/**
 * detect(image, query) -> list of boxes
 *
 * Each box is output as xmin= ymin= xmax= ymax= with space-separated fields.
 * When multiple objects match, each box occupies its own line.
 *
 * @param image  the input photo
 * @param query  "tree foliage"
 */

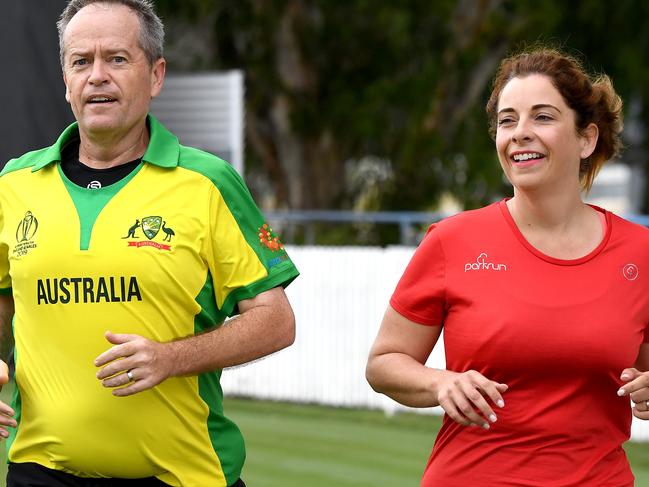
xmin=155 ymin=0 xmax=649 ymax=217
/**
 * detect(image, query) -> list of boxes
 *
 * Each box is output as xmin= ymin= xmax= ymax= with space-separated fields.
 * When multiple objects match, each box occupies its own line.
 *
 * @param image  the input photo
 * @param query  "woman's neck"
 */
xmin=506 ymin=188 xmax=604 ymax=260
xmin=507 ymin=188 xmax=587 ymax=232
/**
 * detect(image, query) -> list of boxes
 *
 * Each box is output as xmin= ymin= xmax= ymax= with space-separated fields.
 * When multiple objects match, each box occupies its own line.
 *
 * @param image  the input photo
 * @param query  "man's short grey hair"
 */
xmin=57 ymin=0 xmax=164 ymax=67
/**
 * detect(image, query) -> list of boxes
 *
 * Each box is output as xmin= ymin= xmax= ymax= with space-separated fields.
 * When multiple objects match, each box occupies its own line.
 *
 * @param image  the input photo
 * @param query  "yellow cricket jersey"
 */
xmin=0 ymin=116 xmax=299 ymax=486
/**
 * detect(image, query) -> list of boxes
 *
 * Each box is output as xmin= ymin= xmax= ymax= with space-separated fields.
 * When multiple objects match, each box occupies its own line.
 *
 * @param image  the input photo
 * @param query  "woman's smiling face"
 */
xmin=495 ymin=74 xmax=598 ymax=193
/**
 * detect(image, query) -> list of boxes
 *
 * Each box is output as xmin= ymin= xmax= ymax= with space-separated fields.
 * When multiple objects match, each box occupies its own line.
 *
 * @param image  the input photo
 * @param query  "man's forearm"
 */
xmin=95 ymin=287 xmax=296 ymax=396
xmin=168 ymin=295 xmax=295 ymax=376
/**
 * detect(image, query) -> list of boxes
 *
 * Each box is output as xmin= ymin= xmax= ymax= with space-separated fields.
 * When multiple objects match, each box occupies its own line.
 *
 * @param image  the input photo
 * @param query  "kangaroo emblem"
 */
xmin=123 ymin=219 xmax=140 ymax=239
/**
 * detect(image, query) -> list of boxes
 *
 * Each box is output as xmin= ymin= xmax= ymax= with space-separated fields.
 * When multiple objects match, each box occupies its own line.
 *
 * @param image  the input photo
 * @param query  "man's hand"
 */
xmin=94 ymin=288 xmax=295 ymax=397
xmin=0 ymin=360 xmax=16 ymax=438
xmin=95 ymin=331 xmax=175 ymax=397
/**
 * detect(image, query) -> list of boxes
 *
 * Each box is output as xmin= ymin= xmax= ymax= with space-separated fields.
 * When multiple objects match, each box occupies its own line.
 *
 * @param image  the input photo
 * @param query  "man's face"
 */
xmin=62 ymin=3 xmax=165 ymax=138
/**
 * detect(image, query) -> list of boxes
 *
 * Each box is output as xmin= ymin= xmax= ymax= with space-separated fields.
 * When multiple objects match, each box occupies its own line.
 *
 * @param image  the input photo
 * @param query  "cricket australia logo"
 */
xmin=13 ymin=211 xmax=38 ymax=257
xmin=142 ymin=216 xmax=162 ymax=240
xmin=464 ymin=252 xmax=507 ymax=272
xmin=122 ymin=216 xmax=175 ymax=251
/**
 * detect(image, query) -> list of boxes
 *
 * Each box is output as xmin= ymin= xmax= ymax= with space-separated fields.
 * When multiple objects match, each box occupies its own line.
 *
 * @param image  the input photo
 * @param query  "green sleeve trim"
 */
xmin=0 ymin=288 xmax=12 ymax=296
xmin=177 ymin=150 xmax=293 ymax=272
xmin=176 ymin=149 xmax=300 ymax=317
xmin=220 ymin=262 xmax=299 ymax=318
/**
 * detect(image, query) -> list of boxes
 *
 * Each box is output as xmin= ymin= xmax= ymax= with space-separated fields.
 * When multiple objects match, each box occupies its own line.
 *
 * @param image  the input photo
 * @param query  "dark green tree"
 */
xmin=155 ymin=0 xmax=649 ymax=219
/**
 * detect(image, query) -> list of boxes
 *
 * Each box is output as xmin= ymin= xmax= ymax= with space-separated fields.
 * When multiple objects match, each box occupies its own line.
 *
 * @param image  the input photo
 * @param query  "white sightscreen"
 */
xmin=150 ymin=71 xmax=244 ymax=175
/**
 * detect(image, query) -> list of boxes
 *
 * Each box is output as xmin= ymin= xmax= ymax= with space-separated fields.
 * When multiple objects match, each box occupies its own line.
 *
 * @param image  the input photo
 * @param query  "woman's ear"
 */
xmin=580 ymin=123 xmax=599 ymax=159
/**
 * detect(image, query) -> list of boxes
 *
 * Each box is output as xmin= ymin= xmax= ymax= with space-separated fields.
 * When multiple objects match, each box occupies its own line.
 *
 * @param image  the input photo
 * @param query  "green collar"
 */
xmin=31 ymin=115 xmax=180 ymax=172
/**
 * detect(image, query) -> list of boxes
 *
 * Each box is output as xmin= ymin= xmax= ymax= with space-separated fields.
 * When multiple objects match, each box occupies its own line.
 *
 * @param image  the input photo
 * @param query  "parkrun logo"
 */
xmin=13 ymin=211 xmax=38 ymax=257
xmin=37 ymin=276 xmax=142 ymax=305
xmin=464 ymin=253 xmax=507 ymax=272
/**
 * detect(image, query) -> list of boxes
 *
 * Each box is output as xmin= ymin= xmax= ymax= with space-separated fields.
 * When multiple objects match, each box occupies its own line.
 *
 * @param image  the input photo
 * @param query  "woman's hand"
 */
xmin=436 ymin=369 xmax=508 ymax=429
xmin=618 ymin=368 xmax=649 ymax=419
xmin=367 ymin=306 xmax=510 ymax=421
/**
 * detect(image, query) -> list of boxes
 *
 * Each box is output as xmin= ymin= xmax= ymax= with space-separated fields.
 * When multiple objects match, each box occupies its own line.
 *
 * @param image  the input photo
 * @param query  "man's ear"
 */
xmin=64 ymin=73 xmax=71 ymax=104
xmin=150 ymin=58 xmax=166 ymax=99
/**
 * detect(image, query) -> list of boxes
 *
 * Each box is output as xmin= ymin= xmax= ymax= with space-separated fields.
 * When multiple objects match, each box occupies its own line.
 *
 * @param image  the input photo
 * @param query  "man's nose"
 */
xmin=88 ymin=60 xmax=109 ymax=85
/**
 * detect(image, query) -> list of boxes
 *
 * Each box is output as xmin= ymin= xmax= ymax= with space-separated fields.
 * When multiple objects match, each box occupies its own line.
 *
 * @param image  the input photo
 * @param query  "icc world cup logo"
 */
xmin=16 ymin=211 xmax=38 ymax=243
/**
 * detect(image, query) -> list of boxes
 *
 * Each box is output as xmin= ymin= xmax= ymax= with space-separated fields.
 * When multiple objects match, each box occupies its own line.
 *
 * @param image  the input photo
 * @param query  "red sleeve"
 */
xmin=390 ymin=224 xmax=446 ymax=326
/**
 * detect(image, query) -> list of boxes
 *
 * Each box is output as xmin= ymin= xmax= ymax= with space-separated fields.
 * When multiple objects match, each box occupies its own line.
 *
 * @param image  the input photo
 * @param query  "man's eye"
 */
xmin=72 ymin=59 xmax=87 ymax=67
xmin=113 ymin=56 xmax=126 ymax=63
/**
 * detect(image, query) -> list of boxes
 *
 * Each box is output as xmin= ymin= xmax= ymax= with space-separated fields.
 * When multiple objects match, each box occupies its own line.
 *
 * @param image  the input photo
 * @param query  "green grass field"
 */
xmin=227 ymin=398 xmax=436 ymax=486
xmin=228 ymin=399 xmax=649 ymax=486
xmin=1 ymin=389 xmax=649 ymax=486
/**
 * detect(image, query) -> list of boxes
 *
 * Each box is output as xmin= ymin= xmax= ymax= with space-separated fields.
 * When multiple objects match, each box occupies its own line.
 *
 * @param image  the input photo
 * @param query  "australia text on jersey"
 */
xmin=37 ymin=276 xmax=142 ymax=305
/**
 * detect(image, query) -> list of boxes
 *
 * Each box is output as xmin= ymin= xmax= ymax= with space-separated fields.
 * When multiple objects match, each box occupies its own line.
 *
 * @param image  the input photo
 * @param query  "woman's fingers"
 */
xmin=438 ymin=370 xmax=508 ymax=429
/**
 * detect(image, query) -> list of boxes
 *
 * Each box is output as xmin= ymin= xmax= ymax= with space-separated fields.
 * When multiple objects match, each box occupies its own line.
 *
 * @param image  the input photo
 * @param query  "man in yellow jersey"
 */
xmin=0 ymin=1 xmax=299 ymax=485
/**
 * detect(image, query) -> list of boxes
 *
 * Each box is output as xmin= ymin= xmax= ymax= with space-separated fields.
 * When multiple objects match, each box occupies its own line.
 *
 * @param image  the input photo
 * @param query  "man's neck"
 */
xmin=78 ymin=122 xmax=150 ymax=169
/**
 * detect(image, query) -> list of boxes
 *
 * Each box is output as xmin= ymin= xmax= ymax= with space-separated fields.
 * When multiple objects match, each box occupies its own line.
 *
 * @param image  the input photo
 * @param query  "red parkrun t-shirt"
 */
xmin=390 ymin=200 xmax=649 ymax=487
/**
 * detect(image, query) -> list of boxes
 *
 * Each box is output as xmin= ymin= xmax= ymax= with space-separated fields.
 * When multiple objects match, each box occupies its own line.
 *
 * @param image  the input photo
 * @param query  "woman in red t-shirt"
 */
xmin=366 ymin=47 xmax=649 ymax=486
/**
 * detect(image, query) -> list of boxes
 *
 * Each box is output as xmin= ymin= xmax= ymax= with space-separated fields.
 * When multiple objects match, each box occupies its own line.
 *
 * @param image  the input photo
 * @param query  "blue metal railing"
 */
xmin=265 ymin=210 xmax=649 ymax=245
xmin=265 ymin=210 xmax=447 ymax=245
